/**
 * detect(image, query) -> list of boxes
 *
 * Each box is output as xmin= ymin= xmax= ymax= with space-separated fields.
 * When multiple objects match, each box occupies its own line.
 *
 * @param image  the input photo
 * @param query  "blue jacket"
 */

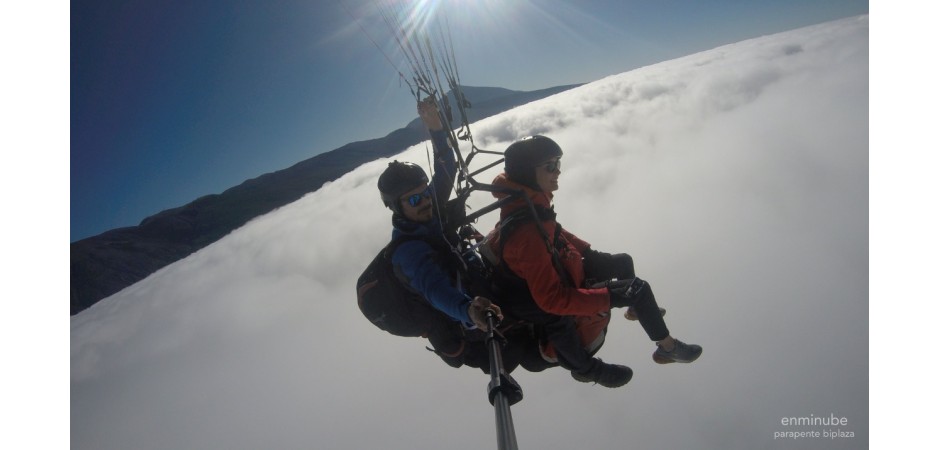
xmin=389 ymin=129 xmax=474 ymax=327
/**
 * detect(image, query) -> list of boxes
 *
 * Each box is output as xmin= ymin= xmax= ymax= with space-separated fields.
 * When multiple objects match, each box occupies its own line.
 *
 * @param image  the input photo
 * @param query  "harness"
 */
xmin=481 ymin=204 xmax=576 ymax=291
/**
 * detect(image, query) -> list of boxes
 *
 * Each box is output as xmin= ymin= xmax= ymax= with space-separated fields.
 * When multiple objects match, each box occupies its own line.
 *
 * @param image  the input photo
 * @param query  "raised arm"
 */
xmin=418 ymin=98 xmax=458 ymax=202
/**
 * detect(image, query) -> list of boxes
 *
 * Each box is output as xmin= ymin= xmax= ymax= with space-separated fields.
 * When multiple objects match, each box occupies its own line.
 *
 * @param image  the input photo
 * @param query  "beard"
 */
xmin=415 ymin=204 xmax=434 ymax=222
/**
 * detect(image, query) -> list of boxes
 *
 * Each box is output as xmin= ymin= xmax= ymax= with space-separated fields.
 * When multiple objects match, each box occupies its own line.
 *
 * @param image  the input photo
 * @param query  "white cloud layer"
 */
xmin=72 ymin=16 xmax=868 ymax=450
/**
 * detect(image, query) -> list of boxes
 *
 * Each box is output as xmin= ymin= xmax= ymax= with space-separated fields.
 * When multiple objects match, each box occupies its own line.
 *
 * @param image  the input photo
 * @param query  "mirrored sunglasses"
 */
xmin=404 ymin=187 xmax=433 ymax=207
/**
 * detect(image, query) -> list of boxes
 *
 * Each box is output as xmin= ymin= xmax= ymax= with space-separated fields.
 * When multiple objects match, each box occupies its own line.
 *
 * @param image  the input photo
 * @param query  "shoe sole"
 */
xmin=572 ymin=377 xmax=633 ymax=388
xmin=571 ymin=370 xmax=634 ymax=387
xmin=652 ymin=350 xmax=702 ymax=364
xmin=653 ymin=353 xmax=677 ymax=364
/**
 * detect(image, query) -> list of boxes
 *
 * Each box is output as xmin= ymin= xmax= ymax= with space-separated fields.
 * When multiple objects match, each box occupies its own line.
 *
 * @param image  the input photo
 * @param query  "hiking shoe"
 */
xmin=625 ymin=306 xmax=666 ymax=321
xmin=652 ymin=339 xmax=702 ymax=364
xmin=571 ymin=359 xmax=633 ymax=388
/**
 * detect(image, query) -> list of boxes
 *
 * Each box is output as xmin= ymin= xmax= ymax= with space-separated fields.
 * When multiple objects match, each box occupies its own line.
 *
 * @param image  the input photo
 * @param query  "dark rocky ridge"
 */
xmin=71 ymin=84 xmax=581 ymax=315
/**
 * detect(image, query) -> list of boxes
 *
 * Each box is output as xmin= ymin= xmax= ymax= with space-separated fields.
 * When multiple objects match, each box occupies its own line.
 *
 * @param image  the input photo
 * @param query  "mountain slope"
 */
xmin=70 ymin=84 xmax=580 ymax=314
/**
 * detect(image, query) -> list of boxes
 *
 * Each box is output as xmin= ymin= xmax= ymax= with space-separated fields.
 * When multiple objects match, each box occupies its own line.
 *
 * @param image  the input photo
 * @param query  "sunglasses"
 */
xmin=540 ymin=158 xmax=562 ymax=173
xmin=404 ymin=187 xmax=433 ymax=207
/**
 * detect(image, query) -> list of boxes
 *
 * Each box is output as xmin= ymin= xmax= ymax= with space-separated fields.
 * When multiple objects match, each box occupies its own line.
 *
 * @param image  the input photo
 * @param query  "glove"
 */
xmin=583 ymin=248 xmax=636 ymax=284
xmin=607 ymin=278 xmax=647 ymax=309
xmin=467 ymin=296 xmax=503 ymax=331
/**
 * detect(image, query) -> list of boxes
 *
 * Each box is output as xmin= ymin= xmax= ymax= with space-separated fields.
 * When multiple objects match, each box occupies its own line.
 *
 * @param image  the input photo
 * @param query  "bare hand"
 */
xmin=467 ymin=296 xmax=503 ymax=331
xmin=418 ymin=97 xmax=443 ymax=131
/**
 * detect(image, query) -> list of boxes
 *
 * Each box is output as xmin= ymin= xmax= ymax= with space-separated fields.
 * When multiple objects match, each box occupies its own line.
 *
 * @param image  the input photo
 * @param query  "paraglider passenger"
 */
xmin=485 ymin=135 xmax=702 ymax=387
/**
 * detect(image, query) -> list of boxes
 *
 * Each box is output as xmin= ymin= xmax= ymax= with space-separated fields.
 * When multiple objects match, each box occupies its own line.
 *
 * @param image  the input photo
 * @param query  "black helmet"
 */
xmin=378 ymin=161 xmax=429 ymax=214
xmin=504 ymin=135 xmax=563 ymax=190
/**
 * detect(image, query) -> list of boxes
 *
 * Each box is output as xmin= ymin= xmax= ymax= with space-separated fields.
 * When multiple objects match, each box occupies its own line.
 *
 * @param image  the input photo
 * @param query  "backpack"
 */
xmin=356 ymin=236 xmax=456 ymax=338
xmin=357 ymin=235 xmax=498 ymax=370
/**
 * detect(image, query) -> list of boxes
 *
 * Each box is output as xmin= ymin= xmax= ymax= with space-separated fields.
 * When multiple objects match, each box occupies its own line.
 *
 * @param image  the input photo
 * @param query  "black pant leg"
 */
xmin=631 ymin=283 xmax=670 ymax=341
xmin=583 ymin=251 xmax=636 ymax=283
xmin=501 ymin=292 xmax=595 ymax=373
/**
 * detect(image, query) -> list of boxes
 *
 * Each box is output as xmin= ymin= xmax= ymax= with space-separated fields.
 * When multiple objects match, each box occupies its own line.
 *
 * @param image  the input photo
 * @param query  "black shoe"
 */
xmin=571 ymin=359 xmax=633 ymax=388
xmin=652 ymin=339 xmax=702 ymax=364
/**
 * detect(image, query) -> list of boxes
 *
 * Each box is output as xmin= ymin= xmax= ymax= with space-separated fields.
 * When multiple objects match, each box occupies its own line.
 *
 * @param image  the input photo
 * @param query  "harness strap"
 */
xmin=492 ymin=205 xmax=576 ymax=288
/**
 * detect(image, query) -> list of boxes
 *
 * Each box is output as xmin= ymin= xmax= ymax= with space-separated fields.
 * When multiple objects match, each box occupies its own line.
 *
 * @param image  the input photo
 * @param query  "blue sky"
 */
xmin=69 ymin=0 xmax=868 ymax=241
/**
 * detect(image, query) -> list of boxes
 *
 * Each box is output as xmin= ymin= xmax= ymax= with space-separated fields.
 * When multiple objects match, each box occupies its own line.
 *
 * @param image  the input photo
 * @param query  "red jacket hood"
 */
xmin=491 ymin=173 xmax=554 ymax=219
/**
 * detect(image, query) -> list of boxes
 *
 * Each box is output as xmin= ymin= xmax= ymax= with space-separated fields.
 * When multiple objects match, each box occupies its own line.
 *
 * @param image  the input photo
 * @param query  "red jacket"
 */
xmin=490 ymin=173 xmax=611 ymax=317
